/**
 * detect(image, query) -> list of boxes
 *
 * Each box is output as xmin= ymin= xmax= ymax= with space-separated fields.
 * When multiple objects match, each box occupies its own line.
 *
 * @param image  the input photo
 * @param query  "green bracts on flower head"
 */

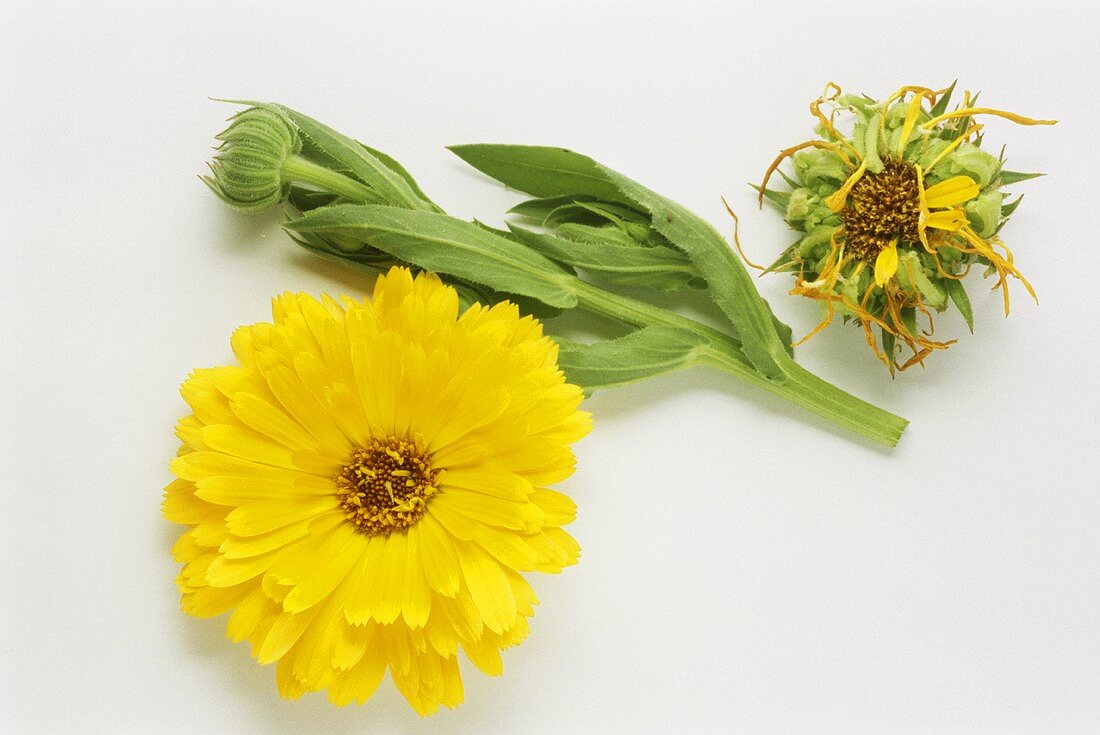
xmin=756 ymin=82 xmax=1054 ymax=372
xmin=202 ymin=101 xmax=909 ymax=447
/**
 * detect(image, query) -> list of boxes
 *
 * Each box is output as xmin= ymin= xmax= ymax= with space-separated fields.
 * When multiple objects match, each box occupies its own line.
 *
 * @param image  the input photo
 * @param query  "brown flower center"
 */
xmin=839 ymin=158 xmax=921 ymax=260
xmin=335 ymin=437 xmax=439 ymax=535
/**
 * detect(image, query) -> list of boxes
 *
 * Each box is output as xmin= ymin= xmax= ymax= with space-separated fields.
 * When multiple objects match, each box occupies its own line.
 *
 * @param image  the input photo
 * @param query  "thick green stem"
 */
xmin=281 ymin=155 xmax=384 ymax=204
xmin=570 ymin=279 xmax=907 ymax=447
xmin=697 ymin=347 xmax=908 ymax=447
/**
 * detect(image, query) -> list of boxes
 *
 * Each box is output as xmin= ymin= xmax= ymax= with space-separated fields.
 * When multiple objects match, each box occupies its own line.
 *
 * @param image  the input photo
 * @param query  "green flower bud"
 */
xmin=203 ymin=106 xmax=301 ymax=213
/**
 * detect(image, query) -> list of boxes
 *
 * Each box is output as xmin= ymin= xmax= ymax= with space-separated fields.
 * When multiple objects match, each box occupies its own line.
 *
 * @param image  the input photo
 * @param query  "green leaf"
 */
xmin=555 ymin=223 xmax=645 ymax=248
xmin=358 ymin=142 xmax=443 ymax=212
xmin=452 ymin=144 xmax=795 ymax=374
xmin=751 ymin=184 xmax=792 ymax=211
xmin=1001 ymin=194 xmax=1024 ymax=219
xmin=288 ymin=185 xmax=338 ymax=212
xmin=928 ymin=80 xmax=957 ymax=118
xmin=944 ymin=278 xmax=974 ymax=332
xmin=901 ymin=307 xmax=919 ymax=338
xmin=448 ymin=144 xmax=628 ymax=203
xmin=556 ymin=326 xmax=708 ymax=389
xmin=998 ymin=170 xmax=1045 ymax=185
xmin=287 ymin=205 xmax=579 ymax=309
xmin=593 ymin=163 xmax=795 ymax=369
xmin=276 ymin=104 xmax=430 ymax=211
xmin=507 ymin=224 xmax=699 ymax=292
xmin=762 ymin=244 xmax=799 ymax=274
xmin=509 ymin=195 xmax=598 ymax=223
xmin=880 ymin=328 xmax=896 ymax=373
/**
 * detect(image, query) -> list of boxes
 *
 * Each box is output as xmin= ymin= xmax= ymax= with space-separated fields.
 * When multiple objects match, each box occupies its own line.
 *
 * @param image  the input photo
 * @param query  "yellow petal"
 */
xmin=474 ymin=524 xmax=539 ymax=572
xmin=226 ymin=587 xmax=276 ymax=642
xmin=331 ymin=619 xmax=373 ymax=672
xmin=454 ymin=541 xmax=516 ymax=635
xmin=439 ymin=467 xmax=532 ymax=501
xmin=373 ymin=532 xmax=407 ymax=625
xmin=401 ymin=529 xmax=433 ymax=628
xmin=923 ymin=175 xmax=979 ymax=208
xmin=825 ymin=161 xmax=867 ymax=212
xmin=343 ymin=535 xmax=387 ymax=625
xmin=922 ymin=106 xmax=1057 ymax=129
xmin=219 ymin=520 xmax=312 ymax=559
xmin=416 ymin=515 xmax=460 ymax=597
xmin=257 ymin=604 xmax=323 ymax=664
xmin=229 ymin=392 xmax=319 ymax=451
xmin=896 ymin=93 xmax=925 ymax=156
xmin=874 ymin=243 xmax=899 ymax=287
xmin=431 ymin=490 xmax=534 ymax=531
xmin=529 ymin=487 xmax=578 ymax=527
xmin=924 ymin=209 xmax=969 ymax=231
xmin=326 ymin=637 xmax=387 ymax=706
xmin=224 ymin=499 xmax=337 ymax=537
xmin=462 ymin=638 xmax=504 ymax=677
xmin=281 ymin=533 xmax=366 ymax=613
xmin=194 ymin=474 xmax=330 ymax=506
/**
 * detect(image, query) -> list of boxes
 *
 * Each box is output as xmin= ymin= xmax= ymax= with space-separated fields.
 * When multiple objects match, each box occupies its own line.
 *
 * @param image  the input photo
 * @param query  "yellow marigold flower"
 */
xmin=163 ymin=266 xmax=590 ymax=715
xmin=755 ymin=82 xmax=1055 ymax=372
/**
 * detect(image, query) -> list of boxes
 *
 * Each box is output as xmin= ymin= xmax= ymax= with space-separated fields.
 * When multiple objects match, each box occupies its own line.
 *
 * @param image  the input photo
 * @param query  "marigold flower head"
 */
xmin=163 ymin=267 xmax=591 ymax=715
xmin=755 ymin=83 xmax=1055 ymax=372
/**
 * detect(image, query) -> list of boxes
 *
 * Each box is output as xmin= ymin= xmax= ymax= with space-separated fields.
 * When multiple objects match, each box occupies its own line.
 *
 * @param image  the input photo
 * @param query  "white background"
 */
xmin=2 ymin=1 xmax=1098 ymax=733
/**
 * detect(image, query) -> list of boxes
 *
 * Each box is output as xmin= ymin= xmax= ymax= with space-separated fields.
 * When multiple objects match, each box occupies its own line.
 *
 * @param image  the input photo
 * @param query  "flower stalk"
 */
xmin=203 ymin=102 xmax=908 ymax=446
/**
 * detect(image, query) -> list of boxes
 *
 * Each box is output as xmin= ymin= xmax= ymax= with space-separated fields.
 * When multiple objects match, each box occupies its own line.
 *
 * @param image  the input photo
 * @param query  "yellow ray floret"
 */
xmin=164 ymin=267 xmax=591 ymax=715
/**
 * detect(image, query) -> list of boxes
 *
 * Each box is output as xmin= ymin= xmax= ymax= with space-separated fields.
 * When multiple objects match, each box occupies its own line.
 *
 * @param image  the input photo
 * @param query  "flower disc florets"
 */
xmin=838 ymin=158 xmax=921 ymax=260
xmin=755 ymin=83 xmax=1055 ymax=372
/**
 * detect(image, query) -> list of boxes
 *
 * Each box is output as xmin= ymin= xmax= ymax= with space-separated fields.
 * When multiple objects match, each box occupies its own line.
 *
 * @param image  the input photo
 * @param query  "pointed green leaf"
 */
xmin=750 ymin=184 xmax=792 ymax=211
xmin=556 ymin=326 xmax=708 ymax=389
xmin=287 ymin=205 xmax=578 ymax=309
xmin=507 ymin=225 xmax=699 ymax=292
xmin=1001 ymin=194 xmax=1025 ymax=219
xmin=288 ymin=185 xmax=338 ymax=212
xmin=276 ymin=104 xmax=430 ymax=210
xmin=880 ymin=328 xmax=896 ymax=373
xmin=358 ymin=142 xmax=442 ymax=212
xmin=450 ymin=143 xmax=794 ymax=371
xmin=901 ymin=307 xmax=919 ymax=338
xmin=998 ymin=170 xmax=1045 ymax=185
xmin=448 ymin=144 xmax=628 ymax=203
xmin=928 ymin=80 xmax=957 ymax=118
xmin=944 ymin=278 xmax=974 ymax=332
xmin=509 ymin=195 xmax=598 ymax=222
xmin=594 ymin=165 xmax=795 ymax=368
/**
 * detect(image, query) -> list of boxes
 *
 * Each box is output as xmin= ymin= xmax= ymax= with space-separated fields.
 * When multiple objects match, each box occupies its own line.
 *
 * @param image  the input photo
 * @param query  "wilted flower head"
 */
xmin=755 ymin=83 xmax=1055 ymax=372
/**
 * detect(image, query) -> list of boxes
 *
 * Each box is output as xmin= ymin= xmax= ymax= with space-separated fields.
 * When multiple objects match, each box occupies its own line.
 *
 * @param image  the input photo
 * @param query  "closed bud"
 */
xmin=203 ymin=106 xmax=301 ymax=213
